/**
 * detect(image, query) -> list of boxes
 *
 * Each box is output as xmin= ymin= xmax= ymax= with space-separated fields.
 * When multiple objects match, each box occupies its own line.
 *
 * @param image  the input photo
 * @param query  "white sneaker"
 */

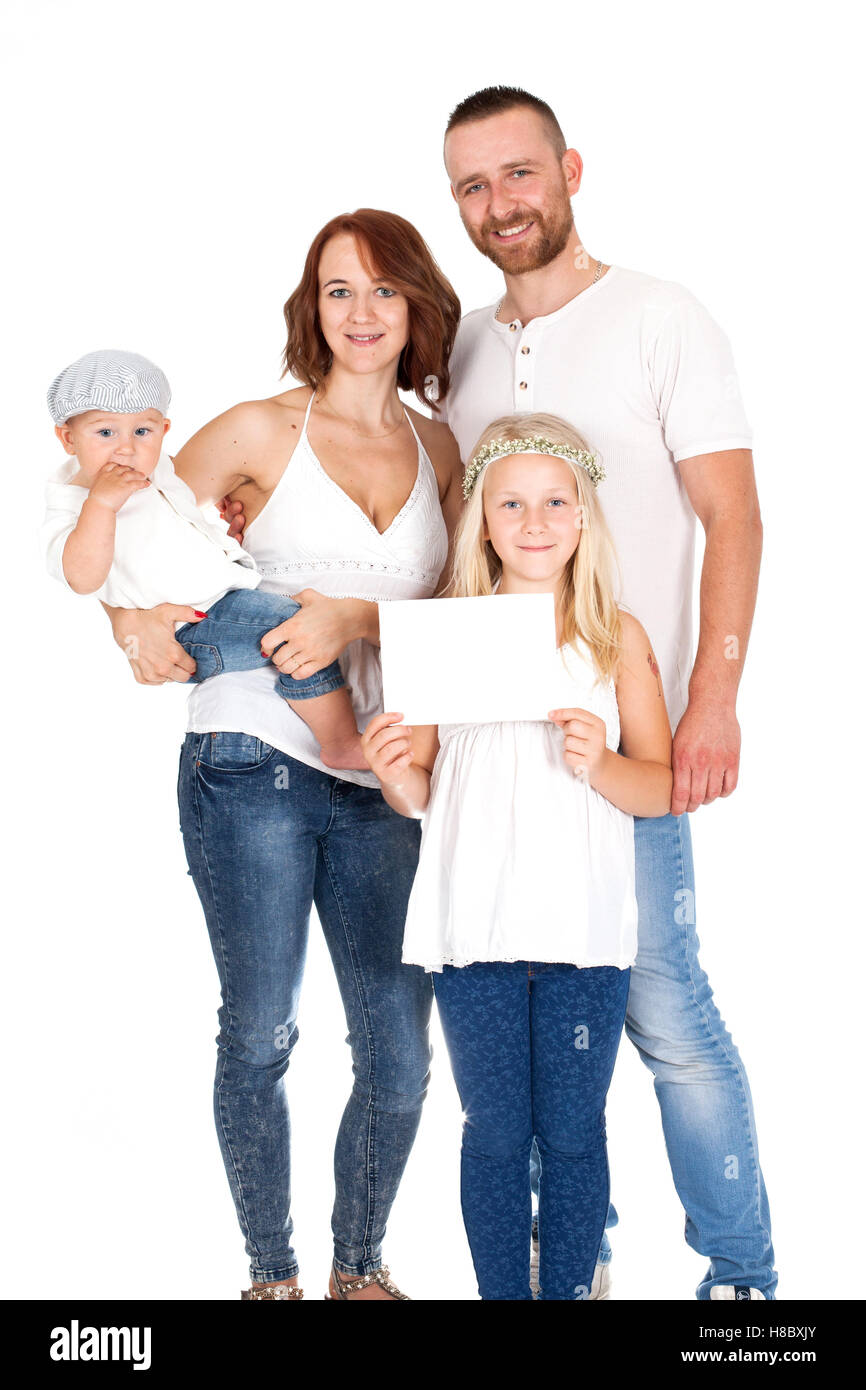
xmin=590 ymin=1261 xmax=611 ymax=1300
xmin=529 ymin=1231 xmax=611 ymax=1299
xmin=710 ymin=1285 xmax=767 ymax=1301
xmin=530 ymin=1229 xmax=540 ymax=1297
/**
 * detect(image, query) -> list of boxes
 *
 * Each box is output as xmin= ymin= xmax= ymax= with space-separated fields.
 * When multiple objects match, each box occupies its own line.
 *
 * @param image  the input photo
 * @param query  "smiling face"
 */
xmin=317 ymin=232 xmax=410 ymax=378
xmin=482 ymin=453 xmax=584 ymax=592
xmin=55 ymin=408 xmax=169 ymax=483
xmin=445 ymin=107 xmax=579 ymax=274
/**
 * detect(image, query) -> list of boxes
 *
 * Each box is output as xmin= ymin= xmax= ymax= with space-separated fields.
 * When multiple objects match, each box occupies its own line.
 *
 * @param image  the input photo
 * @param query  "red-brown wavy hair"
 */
xmin=281 ymin=209 xmax=461 ymax=410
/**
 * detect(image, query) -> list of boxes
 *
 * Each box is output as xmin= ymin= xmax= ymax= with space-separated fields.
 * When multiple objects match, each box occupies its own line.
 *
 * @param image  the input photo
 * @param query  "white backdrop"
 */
xmin=3 ymin=0 xmax=863 ymax=1300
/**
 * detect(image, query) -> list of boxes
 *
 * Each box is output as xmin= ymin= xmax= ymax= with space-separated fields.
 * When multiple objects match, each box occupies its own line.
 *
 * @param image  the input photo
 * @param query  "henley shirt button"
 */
xmin=509 ymin=322 xmax=518 ymax=331
xmin=519 ymin=381 xmax=528 ymax=390
xmin=521 ymin=346 xmax=530 ymax=355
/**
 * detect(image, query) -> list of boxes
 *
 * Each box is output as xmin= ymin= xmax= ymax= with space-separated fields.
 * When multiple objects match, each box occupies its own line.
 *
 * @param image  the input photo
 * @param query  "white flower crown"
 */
xmin=462 ymin=436 xmax=605 ymax=501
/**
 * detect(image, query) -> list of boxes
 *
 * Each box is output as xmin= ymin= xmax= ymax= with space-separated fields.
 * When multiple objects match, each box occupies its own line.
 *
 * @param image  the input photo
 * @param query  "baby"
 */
xmin=42 ymin=348 xmax=366 ymax=769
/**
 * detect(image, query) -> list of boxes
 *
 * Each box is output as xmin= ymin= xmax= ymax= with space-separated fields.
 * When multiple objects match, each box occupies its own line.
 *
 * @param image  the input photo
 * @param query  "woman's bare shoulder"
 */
xmin=405 ymin=407 xmax=460 ymax=457
xmin=405 ymin=407 xmax=462 ymax=487
xmin=173 ymin=388 xmax=312 ymax=493
xmin=212 ymin=387 xmax=311 ymax=442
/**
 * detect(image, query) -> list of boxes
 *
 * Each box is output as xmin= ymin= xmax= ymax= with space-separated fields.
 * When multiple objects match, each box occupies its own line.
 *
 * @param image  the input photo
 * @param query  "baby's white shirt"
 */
xmin=41 ymin=451 xmax=260 ymax=613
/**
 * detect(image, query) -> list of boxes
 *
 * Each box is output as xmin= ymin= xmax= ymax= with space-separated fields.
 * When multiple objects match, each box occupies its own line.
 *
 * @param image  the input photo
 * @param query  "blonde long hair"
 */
xmin=450 ymin=412 xmax=625 ymax=685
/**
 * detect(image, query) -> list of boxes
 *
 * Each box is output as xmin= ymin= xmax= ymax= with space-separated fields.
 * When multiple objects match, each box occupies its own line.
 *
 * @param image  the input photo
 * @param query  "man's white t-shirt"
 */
xmin=441 ymin=264 xmax=753 ymax=733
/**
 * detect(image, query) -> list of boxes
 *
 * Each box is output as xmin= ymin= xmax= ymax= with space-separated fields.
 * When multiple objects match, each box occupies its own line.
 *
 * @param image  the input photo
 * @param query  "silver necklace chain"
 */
xmin=496 ymin=257 xmax=605 ymax=322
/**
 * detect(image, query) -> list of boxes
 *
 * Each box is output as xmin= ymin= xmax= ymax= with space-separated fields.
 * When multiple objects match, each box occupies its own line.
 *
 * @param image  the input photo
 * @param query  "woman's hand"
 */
xmin=106 ymin=603 xmax=203 ymax=684
xmin=548 ymin=707 xmax=608 ymax=782
xmin=361 ymin=712 xmax=414 ymax=786
xmin=261 ymin=589 xmax=374 ymax=679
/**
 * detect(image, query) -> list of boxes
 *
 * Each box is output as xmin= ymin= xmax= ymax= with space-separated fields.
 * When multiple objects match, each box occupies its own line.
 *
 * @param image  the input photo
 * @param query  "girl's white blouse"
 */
xmin=401 ymin=638 xmax=638 ymax=972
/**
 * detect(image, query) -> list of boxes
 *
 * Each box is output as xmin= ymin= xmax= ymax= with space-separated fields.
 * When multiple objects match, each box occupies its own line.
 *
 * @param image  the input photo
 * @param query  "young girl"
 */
xmin=362 ymin=411 xmax=674 ymax=1301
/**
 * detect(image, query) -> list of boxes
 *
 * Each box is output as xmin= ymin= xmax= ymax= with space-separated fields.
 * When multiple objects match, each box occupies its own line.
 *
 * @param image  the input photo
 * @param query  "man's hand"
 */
xmin=108 ymin=603 xmax=203 ymax=685
xmin=671 ymin=696 xmax=741 ymax=815
xmin=219 ymin=495 xmax=246 ymax=544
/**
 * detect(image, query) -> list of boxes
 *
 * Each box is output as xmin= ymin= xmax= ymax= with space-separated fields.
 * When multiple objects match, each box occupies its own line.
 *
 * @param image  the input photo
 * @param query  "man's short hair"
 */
xmin=444 ymin=86 xmax=567 ymax=158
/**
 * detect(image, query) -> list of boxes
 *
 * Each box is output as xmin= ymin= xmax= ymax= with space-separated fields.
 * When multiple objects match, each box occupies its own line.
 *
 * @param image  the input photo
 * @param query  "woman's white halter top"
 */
xmin=185 ymin=390 xmax=448 ymax=786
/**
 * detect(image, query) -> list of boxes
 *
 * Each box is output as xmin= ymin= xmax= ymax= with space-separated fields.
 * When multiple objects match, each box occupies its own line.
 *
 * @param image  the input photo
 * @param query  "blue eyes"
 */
xmin=503 ymin=498 xmax=567 ymax=509
xmin=328 ymin=287 xmax=396 ymax=298
xmin=466 ymin=170 xmax=531 ymax=195
xmin=96 ymin=427 xmax=151 ymax=438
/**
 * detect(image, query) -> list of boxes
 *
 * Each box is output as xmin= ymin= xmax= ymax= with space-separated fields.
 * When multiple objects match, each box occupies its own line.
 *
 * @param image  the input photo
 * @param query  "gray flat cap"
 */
xmin=48 ymin=349 xmax=171 ymax=424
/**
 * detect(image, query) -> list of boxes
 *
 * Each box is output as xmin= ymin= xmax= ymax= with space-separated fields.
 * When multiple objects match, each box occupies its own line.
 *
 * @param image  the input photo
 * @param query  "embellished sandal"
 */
xmin=326 ymin=1259 xmax=410 ymax=1300
xmin=241 ymin=1283 xmax=304 ymax=1300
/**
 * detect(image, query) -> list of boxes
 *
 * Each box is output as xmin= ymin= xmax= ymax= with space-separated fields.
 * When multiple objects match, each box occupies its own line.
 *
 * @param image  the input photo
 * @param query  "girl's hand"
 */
xmin=88 ymin=462 xmax=151 ymax=512
xmin=361 ymin=712 xmax=414 ymax=786
xmin=261 ymin=590 xmax=367 ymax=679
xmin=548 ymin=707 xmax=608 ymax=782
xmin=107 ymin=603 xmax=202 ymax=684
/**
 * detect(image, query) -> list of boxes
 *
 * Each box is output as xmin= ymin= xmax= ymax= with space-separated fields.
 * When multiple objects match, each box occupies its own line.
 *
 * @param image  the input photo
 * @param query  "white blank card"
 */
xmin=378 ymin=593 xmax=563 ymax=725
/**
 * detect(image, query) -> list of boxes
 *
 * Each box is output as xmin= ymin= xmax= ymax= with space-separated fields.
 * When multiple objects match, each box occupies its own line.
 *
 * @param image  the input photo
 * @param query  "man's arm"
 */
xmin=674 ymin=447 xmax=763 ymax=814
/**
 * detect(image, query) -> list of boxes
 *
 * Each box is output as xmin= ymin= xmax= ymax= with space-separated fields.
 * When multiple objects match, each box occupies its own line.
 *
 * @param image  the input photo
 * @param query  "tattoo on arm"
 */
xmin=647 ymin=650 xmax=663 ymax=698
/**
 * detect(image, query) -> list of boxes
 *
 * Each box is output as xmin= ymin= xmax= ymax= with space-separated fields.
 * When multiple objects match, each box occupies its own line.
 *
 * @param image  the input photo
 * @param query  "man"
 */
xmin=440 ymin=85 xmax=775 ymax=1301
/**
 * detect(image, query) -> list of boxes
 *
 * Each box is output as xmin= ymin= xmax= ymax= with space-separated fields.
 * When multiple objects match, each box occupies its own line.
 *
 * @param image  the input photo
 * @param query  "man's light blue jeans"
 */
xmin=531 ymin=810 xmax=776 ymax=1300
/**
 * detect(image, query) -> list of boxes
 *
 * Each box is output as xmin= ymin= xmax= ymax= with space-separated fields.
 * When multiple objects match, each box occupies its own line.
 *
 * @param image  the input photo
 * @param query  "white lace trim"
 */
xmin=405 ymin=953 xmax=635 ymax=971
xmin=256 ymin=558 xmax=439 ymax=583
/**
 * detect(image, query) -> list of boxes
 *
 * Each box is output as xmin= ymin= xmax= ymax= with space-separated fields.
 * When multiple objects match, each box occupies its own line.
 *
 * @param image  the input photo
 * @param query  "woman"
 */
xmin=104 ymin=209 xmax=463 ymax=1299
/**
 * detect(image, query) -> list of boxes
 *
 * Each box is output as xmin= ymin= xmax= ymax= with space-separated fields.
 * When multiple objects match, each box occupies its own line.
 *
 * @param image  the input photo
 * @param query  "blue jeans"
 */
xmin=177 ymin=731 xmax=433 ymax=1282
xmin=176 ymin=587 xmax=345 ymax=698
xmin=433 ymin=961 xmax=630 ymax=1301
xmin=530 ymin=812 xmax=777 ymax=1299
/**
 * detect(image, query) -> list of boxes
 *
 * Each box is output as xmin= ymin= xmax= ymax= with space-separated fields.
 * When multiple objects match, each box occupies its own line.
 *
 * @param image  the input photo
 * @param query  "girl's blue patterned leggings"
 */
xmin=433 ymin=960 xmax=630 ymax=1300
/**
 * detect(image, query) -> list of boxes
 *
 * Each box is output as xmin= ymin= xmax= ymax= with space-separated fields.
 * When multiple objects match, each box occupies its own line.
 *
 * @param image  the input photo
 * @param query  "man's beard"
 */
xmin=471 ymin=195 xmax=574 ymax=274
